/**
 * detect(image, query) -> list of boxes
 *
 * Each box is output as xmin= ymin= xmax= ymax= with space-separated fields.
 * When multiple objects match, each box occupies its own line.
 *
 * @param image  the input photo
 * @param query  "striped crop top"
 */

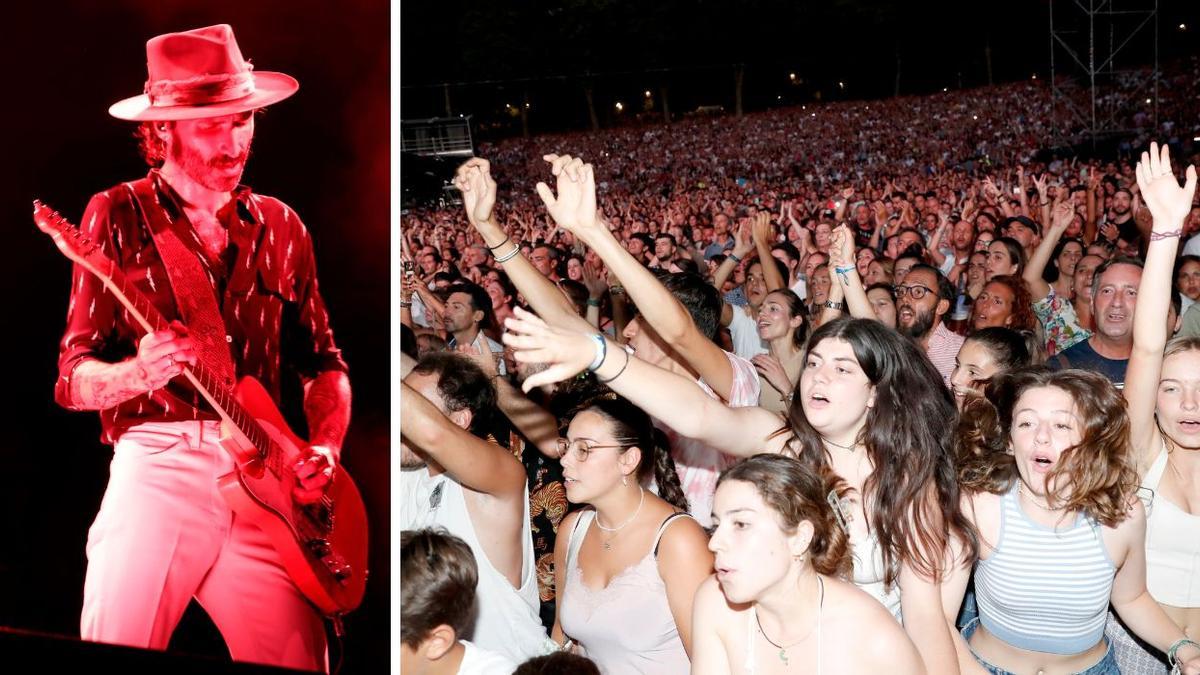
xmin=974 ymin=484 xmax=1116 ymax=654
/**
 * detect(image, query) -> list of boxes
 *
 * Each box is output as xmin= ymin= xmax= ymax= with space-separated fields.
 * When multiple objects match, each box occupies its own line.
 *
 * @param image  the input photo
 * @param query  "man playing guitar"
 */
xmin=53 ymin=24 xmax=351 ymax=672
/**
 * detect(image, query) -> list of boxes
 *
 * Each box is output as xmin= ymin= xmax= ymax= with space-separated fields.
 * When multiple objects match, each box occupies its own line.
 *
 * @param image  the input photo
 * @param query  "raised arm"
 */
xmin=400 ymin=381 xmax=527 ymax=499
xmin=537 ymin=154 xmax=742 ymax=400
xmin=1126 ymin=142 xmax=1198 ymax=465
xmin=503 ymin=307 xmax=784 ymax=457
xmin=829 ymin=225 xmax=876 ymax=321
xmin=1023 ymin=201 xmax=1073 ymax=301
xmin=454 ymin=157 xmax=589 ymax=332
xmin=712 ymin=220 xmax=754 ymax=293
xmin=752 ymin=212 xmax=785 ymax=292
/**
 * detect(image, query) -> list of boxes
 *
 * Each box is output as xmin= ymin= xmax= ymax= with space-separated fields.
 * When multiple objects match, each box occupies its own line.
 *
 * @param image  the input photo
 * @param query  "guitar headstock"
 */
xmin=33 ymin=200 xmax=114 ymax=276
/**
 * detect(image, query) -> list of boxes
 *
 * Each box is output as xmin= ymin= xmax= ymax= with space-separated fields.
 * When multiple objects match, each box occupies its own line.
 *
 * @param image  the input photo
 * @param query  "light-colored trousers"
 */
xmin=81 ymin=421 xmax=327 ymax=672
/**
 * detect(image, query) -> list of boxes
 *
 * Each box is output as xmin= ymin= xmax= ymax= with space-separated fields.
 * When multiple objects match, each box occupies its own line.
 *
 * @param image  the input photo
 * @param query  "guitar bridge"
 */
xmin=306 ymin=538 xmax=353 ymax=582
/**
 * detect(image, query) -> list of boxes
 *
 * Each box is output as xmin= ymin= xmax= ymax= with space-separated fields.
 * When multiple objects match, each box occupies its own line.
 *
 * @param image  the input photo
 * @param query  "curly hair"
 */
xmin=719 ymin=454 xmax=853 ymax=579
xmin=956 ymin=367 xmax=1138 ymax=527
xmin=984 ymin=275 xmax=1038 ymax=333
xmin=775 ymin=317 xmax=977 ymax=585
xmin=577 ymin=396 xmax=689 ymax=513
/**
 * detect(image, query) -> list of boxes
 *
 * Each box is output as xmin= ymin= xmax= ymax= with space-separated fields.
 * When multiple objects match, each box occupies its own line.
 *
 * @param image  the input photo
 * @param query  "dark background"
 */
xmin=0 ymin=1 xmax=390 ymax=673
xmin=400 ymin=0 xmax=1200 ymax=141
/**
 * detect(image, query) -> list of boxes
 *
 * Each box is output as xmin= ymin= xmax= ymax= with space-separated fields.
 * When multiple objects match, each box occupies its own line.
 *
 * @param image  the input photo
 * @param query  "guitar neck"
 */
xmin=103 ymin=266 xmax=276 ymax=465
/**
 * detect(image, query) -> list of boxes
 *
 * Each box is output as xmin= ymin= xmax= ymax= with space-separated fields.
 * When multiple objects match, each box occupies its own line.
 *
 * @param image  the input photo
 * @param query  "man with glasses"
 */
xmin=895 ymin=264 xmax=962 ymax=387
xmin=400 ymin=352 xmax=554 ymax=661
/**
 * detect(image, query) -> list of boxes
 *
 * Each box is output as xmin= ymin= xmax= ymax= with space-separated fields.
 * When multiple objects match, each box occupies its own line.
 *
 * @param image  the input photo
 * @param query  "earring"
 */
xmin=622 ymin=475 xmax=628 ymax=487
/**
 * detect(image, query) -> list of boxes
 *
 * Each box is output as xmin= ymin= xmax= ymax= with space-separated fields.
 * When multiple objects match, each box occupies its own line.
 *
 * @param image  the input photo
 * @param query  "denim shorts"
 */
xmin=960 ymin=617 xmax=1120 ymax=675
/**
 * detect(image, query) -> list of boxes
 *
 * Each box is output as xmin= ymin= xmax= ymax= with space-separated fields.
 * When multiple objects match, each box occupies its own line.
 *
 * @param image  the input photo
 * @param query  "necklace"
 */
xmin=595 ymin=486 xmax=645 ymax=550
xmin=821 ymin=436 xmax=856 ymax=453
xmin=1017 ymin=481 xmax=1060 ymax=512
xmin=755 ymin=575 xmax=824 ymax=667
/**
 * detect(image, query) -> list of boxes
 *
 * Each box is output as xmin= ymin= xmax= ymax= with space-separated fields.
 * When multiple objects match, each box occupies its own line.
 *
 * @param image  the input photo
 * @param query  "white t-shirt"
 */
xmin=457 ymin=640 xmax=517 ymax=674
xmin=790 ymin=276 xmax=808 ymax=302
xmin=728 ymin=305 xmax=769 ymax=361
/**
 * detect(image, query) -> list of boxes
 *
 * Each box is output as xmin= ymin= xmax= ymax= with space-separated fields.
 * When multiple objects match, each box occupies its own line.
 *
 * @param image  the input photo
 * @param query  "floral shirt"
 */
xmin=1032 ymin=288 xmax=1091 ymax=357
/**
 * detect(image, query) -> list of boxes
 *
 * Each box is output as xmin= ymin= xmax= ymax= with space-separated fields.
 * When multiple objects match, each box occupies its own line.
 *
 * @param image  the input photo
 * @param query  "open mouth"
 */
xmin=807 ymin=392 xmax=831 ymax=408
xmin=1031 ymin=454 xmax=1055 ymax=473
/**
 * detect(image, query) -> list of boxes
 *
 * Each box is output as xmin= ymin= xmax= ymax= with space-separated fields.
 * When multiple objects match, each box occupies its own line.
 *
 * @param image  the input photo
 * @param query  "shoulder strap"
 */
xmin=565 ymin=510 xmax=595 ymax=573
xmin=652 ymin=512 xmax=694 ymax=558
xmin=125 ymin=181 xmax=237 ymax=389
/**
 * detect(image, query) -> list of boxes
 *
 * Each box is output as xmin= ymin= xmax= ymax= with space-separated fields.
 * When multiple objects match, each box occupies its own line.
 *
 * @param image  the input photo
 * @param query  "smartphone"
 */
xmin=403 ymin=260 xmax=414 ymax=278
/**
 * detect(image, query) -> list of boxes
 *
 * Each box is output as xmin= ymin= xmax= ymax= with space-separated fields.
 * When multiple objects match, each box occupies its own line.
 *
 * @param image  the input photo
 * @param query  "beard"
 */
xmin=900 ymin=305 xmax=936 ymax=339
xmin=170 ymin=134 xmax=250 ymax=192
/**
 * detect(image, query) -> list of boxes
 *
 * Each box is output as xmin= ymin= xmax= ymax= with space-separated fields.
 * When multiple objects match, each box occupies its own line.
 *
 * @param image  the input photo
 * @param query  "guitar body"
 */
xmin=216 ymin=376 xmax=368 ymax=616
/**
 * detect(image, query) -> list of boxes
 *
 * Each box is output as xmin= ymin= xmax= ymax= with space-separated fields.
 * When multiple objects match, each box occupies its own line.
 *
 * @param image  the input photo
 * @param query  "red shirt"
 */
xmin=55 ymin=170 xmax=348 ymax=444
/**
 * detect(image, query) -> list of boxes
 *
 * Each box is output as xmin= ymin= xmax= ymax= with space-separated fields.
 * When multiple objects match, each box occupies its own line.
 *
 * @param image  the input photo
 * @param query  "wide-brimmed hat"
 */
xmin=109 ymin=24 xmax=298 ymax=121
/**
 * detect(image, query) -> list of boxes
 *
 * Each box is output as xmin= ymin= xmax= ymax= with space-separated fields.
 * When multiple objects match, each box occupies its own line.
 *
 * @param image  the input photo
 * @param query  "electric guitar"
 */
xmin=34 ymin=200 xmax=368 ymax=617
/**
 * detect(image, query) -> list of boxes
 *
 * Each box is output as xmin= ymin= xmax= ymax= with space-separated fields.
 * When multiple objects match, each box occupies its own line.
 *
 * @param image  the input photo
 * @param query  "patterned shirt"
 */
xmin=656 ymin=350 xmax=761 ymax=527
xmin=55 ymin=170 xmax=348 ymax=444
xmin=1032 ymin=287 xmax=1091 ymax=357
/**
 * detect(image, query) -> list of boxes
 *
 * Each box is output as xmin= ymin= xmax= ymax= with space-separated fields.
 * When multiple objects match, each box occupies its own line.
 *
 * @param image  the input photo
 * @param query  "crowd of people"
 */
xmin=400 ymin=68 xmax=1200 ymax=675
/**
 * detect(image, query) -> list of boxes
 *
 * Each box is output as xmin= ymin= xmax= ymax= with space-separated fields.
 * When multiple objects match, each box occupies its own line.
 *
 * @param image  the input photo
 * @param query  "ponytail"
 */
xmin=650 ymin=426 xmax=689 ymax=513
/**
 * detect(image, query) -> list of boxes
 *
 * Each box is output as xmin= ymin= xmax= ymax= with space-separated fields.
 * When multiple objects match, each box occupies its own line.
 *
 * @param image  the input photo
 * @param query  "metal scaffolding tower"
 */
xmin=1049 ymin=0 xmax=1159 ymax=148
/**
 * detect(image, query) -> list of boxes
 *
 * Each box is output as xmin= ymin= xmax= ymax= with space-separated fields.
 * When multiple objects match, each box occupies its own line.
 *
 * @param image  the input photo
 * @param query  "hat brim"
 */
xmin=108 ymin=71 xmax=298 ymax=121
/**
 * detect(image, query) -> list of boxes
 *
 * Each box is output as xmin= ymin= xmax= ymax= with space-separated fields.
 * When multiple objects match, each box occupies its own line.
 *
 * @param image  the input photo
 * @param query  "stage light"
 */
xmin=973 ymin=115 xmax=978 ymax=120
xmin=789 ymin=73 xmax=796 ymax=81
xmin=615 ymin=102 xmax=624 ymax=111
xmin=644 ymin=90 xmax=651 ymax=97
xmin=943 ymin=87 xmax=948 ymax=92
xmin=838 ymin=81 xmax=845 ymax=90
xmin=1145 ymin=98 xmax=1152 ymax=104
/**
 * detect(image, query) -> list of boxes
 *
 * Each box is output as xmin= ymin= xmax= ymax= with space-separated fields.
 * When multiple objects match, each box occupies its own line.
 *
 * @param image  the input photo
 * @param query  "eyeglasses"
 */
xmin=555 ymin=438 xmax=630 ymax=462
xmin=893 ymin=284 xmax=935 ymax=300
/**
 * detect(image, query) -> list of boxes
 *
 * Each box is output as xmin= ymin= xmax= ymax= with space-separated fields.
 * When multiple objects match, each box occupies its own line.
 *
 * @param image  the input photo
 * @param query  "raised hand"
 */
xmin=1134 ymin=141 xmax=1198 ymax=229
xmin=1050 ymin=201 xmax=1075 ymax=234
xmin=503 ymin=306 xmax=597 ymax=392
xmin=733 ymin=218 xmax=755 ymax=257
xmin=581 ymin=260 xmax=608 ymax=299
xmin=536 ymin=154 xmax=599 ymax=236
xmin=453 ymin=157 xmax=498 ymax=225
xmin=828 ymin=224 xmax=855 ymax=270
xmin=751 ymin=211 xmax=775 ymax=245
xmin=456 ymin=340 xmax=499 ymax=379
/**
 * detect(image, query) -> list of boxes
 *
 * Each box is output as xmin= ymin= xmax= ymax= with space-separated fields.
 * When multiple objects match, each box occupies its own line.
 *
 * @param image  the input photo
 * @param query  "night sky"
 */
xmin=1 ymin=1 xmax=389 ymax=672
xmin=401 ymin=0 xmax=1200 ymax=140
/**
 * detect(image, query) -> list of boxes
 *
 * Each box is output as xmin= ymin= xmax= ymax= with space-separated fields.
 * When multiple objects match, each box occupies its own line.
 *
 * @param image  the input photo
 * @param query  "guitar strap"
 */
xmin=125 ymin=180 xmax=238 ymax=391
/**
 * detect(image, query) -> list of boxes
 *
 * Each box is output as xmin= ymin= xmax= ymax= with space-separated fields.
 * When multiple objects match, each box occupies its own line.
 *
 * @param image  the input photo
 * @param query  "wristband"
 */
xmin=586 ymin=298 xmax=602 ymax=307
xmin=399 ymin=301 xmax=412 ymax=309
xmin=597 ymin=346 xmax=631 ymax=384
xmin=586 ymin=333 xmax=607 ymax=372
xmin=487 ymin=236 xmax=512 ymax=251
xmin=1149 ymin=229 xmax=1183 ymax=241
xmin=823 ymin=300 xmax=846 ymax=311
xmin=728 ymin=252 xmax=743 ymax=264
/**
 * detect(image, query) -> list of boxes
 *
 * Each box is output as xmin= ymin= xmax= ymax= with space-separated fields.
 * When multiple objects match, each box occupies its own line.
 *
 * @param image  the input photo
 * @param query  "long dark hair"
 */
xmin=579 ymin=396 xmax=689 ymax=513
xmin=777 ymin=317 xmax=977 ymax=584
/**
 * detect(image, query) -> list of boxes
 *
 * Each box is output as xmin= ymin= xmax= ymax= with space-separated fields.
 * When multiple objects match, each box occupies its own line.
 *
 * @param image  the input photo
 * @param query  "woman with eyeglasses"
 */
xmin=551 ymin=396 xmax=713 ymax=674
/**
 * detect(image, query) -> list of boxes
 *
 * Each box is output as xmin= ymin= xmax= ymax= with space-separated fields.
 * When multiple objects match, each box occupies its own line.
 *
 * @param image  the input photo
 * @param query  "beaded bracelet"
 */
xmin=1168 ymin=637 xmax=1200 ymax=669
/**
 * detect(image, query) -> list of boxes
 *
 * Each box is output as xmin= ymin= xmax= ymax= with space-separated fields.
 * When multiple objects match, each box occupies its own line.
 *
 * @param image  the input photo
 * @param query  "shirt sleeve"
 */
xmin=724 ymin=350 xmax=762 ymax=407
xmin=279 ymin=210 xmax=349 ymax=381
xmin=54 ymin=191 xmax=133 ymax=410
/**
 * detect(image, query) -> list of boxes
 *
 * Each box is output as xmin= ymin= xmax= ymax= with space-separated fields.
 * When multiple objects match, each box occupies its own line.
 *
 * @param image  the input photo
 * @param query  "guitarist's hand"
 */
xmin=134 ymin=322 xmax=197 ymax=392
xmin=293 ymin=445 xmax=336 ymax=505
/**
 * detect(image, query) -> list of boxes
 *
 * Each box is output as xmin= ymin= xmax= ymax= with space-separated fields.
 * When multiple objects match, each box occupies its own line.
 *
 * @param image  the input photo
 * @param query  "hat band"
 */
xmin=146 ymin=70 xmax=256 ymax=107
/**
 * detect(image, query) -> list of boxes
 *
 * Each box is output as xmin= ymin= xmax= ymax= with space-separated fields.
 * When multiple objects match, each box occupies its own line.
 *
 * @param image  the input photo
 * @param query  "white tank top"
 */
xmin=1142 ymin=443 xmax=1200 ymax=607
xmin=399 ymin=467 xmax=555 ymax=662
